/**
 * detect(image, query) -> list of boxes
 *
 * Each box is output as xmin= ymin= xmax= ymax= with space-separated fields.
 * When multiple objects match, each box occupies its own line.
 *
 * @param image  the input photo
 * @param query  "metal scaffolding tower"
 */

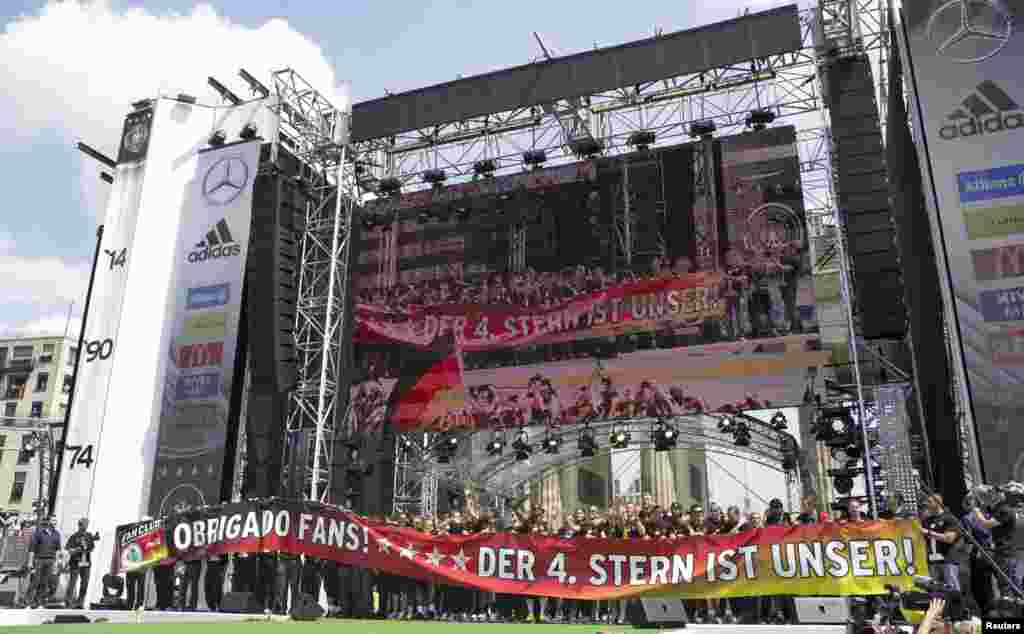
xmin=274 ymin=68 xmax=358 ymax=502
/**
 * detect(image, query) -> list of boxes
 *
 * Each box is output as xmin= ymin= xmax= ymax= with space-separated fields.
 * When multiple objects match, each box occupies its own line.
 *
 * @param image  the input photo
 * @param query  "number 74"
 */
xmin=64 ymin=445 xmax=95 ymax=469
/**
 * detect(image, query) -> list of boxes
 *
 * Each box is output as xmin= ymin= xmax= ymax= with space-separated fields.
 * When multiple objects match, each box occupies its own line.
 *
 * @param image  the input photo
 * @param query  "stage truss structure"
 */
xmin=273 ymin=68 xmax=357 ymax=503
xmin=374 ymin=0 xmax=891 ymax=516
xmin=392 ymin=414 xmax=805 ymax=517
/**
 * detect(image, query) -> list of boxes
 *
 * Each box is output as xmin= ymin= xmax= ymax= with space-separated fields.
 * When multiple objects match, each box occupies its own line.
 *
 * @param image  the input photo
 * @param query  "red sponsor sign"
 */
xmin=177 ymin=342 xmax=224 ymax=369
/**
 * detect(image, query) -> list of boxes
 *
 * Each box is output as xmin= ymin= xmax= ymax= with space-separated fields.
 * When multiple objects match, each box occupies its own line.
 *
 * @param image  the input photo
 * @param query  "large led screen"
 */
xmin=350 ymin=126 xmax=830 ymax=432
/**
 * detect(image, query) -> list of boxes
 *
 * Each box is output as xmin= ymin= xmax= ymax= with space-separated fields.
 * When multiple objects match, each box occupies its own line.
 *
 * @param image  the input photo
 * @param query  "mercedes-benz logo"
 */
xmin=124 ymin=122 xmax=148 ymax=154
xmin=928 ymin=0 xmax=1013 ymax=64
xmin=202 ymin=156 xmax=249 ymax=206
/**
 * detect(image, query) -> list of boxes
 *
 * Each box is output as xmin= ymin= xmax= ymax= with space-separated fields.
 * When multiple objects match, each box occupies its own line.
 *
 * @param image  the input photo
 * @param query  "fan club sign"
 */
xmin=117 ymin=500 xmax=926 ymax=600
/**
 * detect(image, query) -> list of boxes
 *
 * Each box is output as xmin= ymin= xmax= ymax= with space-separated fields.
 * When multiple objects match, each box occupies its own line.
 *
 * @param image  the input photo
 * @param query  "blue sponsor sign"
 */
xmin=185 ymin=284 xmax=229 ymax=310
xmin=958 ymin=164 xmax=1024 ymax=204
xmin=175 ymin=372 xmax=221 ymax=400
xmin=979 ymin=286 xmax=1024 ymax=322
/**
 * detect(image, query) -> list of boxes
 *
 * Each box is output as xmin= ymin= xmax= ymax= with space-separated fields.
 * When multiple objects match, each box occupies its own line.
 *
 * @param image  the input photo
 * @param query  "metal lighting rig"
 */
xmin=272 ymin=69 xmax=359 ymax=502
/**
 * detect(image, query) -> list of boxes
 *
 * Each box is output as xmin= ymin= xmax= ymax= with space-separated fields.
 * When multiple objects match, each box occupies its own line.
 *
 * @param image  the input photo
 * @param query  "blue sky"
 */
xmin=0 ymin=0 xmax=778 ymax=337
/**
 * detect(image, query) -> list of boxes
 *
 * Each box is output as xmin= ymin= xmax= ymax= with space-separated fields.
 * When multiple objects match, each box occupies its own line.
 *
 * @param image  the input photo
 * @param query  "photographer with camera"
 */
xmin=923 ymin=494 xmax=962 ymax=591
xmin=972 ymin=483 xmax=1024 ymax=600
xmin=64 ymin=518 xmax=98 ymax=608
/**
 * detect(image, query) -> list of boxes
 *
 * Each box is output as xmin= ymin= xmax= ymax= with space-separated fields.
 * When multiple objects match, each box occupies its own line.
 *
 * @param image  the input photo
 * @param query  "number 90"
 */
xmin=85 ymin=339 xmax=114 ymax=362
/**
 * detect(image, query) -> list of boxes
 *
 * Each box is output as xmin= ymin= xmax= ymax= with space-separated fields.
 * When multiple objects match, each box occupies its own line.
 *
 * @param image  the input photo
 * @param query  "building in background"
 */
xmin=0 ymin=335 xmax=76 ymax=515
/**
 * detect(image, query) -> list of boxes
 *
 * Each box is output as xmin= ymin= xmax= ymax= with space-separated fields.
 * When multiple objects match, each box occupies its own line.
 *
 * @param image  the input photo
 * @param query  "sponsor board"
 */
xmin=978 ymin=287 xmax=1024 ymax=323
xmin=958 ymin=164 xmax=1024 ymax=204
xmin=176 ymin=342 xmax=224 ymax=370
xmin=971 ymin=245 xmax=1024 ymax=281
xmin=175 ymin=371 xmax=221 ymax=401
xmin=962 ymin=203 xmax=1024 ymax=240
xmin=181 ymin=311 xmax=227 ymax=342
xmin=185 ymin=283 xmax=230 ymax=310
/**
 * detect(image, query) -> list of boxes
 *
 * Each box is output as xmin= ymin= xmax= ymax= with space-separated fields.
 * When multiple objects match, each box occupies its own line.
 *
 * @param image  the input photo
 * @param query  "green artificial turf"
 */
xmin=2 ymin=619 xmax=635 ymax=634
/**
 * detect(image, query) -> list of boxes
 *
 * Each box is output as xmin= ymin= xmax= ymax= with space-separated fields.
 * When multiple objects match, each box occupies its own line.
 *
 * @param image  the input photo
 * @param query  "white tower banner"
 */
xmin=147 ymin=139 xmax=259 ymax=517
xmin=55 ymin=106 xmax=154 ymax=540
xmin=900 ymin=1 xmax=1024 ymax=484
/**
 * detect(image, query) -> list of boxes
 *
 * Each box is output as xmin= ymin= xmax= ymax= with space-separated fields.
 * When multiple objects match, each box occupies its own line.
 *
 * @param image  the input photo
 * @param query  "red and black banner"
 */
xmin=121 ymin=499 xmax=929 ymax=600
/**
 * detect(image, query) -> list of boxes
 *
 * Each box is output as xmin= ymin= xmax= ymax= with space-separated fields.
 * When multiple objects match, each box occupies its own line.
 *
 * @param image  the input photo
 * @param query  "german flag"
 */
xmin=385 ymin=332 xmax=465 ymax=430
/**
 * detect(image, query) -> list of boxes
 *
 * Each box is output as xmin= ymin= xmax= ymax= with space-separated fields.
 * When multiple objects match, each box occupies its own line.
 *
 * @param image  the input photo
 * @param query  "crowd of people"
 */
xmin=350 ymin=362 xmax=779 ymax=432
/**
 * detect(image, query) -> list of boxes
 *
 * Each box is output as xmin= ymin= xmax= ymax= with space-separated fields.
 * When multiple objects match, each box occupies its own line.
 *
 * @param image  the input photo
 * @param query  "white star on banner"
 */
xmin=450 ymin=548 xmax=471 ymax=572
xmin=400 ymin=543 xmax=418 ymax=560
xmin=377 ymin=538 xmax=393 ymax=554
xmin=425 ymin=547 xmax=444 ymax=567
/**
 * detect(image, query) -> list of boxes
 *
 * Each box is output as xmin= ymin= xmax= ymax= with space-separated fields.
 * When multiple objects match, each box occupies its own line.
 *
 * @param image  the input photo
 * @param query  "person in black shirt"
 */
xmin=922 ymin=494 xmax=961 ymax=591
xmin=975 ymin=490 xmax=1022 ymax=599
xmin=64 ymin=518 xmax=97 ymax=608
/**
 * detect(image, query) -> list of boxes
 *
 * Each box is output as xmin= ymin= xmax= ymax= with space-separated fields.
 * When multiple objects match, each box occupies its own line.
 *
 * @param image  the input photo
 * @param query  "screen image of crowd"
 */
xmin=348 ymin=126 xmax=830 ymax=434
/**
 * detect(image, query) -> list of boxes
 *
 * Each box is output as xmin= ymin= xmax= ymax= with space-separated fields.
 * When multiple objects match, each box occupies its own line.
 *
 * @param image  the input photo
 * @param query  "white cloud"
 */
xmin=0 ymin=249 xmax=89 ymax=307
xmin=0 ymin=1 xmax=338 ymax=326
xmin=0 ymin=313 xmax=81 ymax=339
xmin=1 ymin=2 xmax=338 ymax=156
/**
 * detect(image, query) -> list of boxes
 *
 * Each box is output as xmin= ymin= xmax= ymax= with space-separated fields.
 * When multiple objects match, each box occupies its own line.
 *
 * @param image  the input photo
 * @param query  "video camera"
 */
xmin=897 ymin=576 xmax=966 ymax=622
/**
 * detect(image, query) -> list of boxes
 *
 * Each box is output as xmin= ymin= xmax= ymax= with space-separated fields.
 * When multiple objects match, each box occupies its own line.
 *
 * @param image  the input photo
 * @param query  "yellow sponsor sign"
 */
xmin=963 ymin=202 xmax=1024 ymax=240
xmin=180 ymin=310 xmax=227 ymax=344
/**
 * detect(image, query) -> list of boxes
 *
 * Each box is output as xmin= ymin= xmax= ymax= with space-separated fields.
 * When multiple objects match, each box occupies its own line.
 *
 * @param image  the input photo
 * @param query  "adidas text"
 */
xmin=940 ymin=111 xmax=1024 ymax=140
xmin=188 ymin=243 xmax=241 ymax=263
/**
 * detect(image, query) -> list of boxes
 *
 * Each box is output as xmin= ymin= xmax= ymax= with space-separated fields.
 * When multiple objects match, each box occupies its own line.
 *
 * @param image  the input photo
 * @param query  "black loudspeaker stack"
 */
xmin=221 ymin=591 xmax=262 ymax=614
xmin=243 ymin=147 xmax=302 ymax=499
xmin=824 ymin=54 xmax=907 ymax=340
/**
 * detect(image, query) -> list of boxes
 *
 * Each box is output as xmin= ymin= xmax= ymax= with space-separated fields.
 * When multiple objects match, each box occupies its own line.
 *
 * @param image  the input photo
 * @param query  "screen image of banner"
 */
xmin=153 ymin=500 xmax=925 ymax=600
xmin=901 ymin=2 xmax=1024 ymax=483
xmin=147 ymin=140 xmax=260 ymax=518
xmin=352 ymin=127 xmax=821 ymax=431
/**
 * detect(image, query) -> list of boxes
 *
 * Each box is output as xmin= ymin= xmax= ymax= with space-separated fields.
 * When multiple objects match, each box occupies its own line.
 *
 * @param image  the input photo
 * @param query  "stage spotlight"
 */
xmin=543 ymin=434 xmax=561 ymax=455
xmin=689 ymin=119 xmax=717 ymax=138
xmin=653 ymin=420 xmax=678 ymax=452
xmin=417 ymin=210 xmax=433 ymax=224
xmin=379 ymin=176 xmax=402 ymax=197
xmin=770 ymin=411 xmax=787 ymax=431
xmin=400 ymin=437 xmax=414 ymax=451
xmin=131 ymin=99 xmax=153 ymax=111
xmin=486 ymin=434 xmax=505 ymax=457
xmin=569 ymin=136 xmax=603 ymax=158
xmin=746 ymin=108 xmax=776 ymax=130
xmin=436 ymin=434 xmax=458 ymax=464
xmin=209 ymin=130 xmax=227 ymax=147
xmin=610 ymin=426 xmax=631 ymax=449
xmin=454 ymin=206 xmax=471 ymax=221
xmin=732 ymin=420 xmax=751 ymax=447
xmin=423 ymin=168 xmax=447 ymax=186
xmin=239 ymin=123 xmax=259 ymax=140
xmin=578 ymin=425 xmax=597 ymax=458
xmin=717 ymin=416 xmax=735 ymax=434
xmin=512 ymin=429 xmax=532 ymax=462
xmin=843 ymin=443 xmax=864 ymax=460
xmin=473 ymin=159 xmax=496 ymax=178
xmin=176 ymin=93 xmax=197 ymax=104
xmin=627 ymin=130 xmax=656 ymax=150
xmin=523 ymin=149 xmax=547 ymax=168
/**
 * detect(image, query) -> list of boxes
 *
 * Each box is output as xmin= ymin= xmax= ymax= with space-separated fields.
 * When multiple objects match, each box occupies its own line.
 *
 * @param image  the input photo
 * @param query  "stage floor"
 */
xmin=0 ymin=608 xmax=852 ymax=631
xmin=0 ymin=607 xmax=288 ymax=626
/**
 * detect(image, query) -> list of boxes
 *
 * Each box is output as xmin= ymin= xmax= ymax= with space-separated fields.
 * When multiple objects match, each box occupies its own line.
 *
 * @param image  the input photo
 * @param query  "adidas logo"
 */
xmin=940 ymin=80 xmax=1024 ymax=141
xmin=187 ymin=218 xmax=241 ymax=263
